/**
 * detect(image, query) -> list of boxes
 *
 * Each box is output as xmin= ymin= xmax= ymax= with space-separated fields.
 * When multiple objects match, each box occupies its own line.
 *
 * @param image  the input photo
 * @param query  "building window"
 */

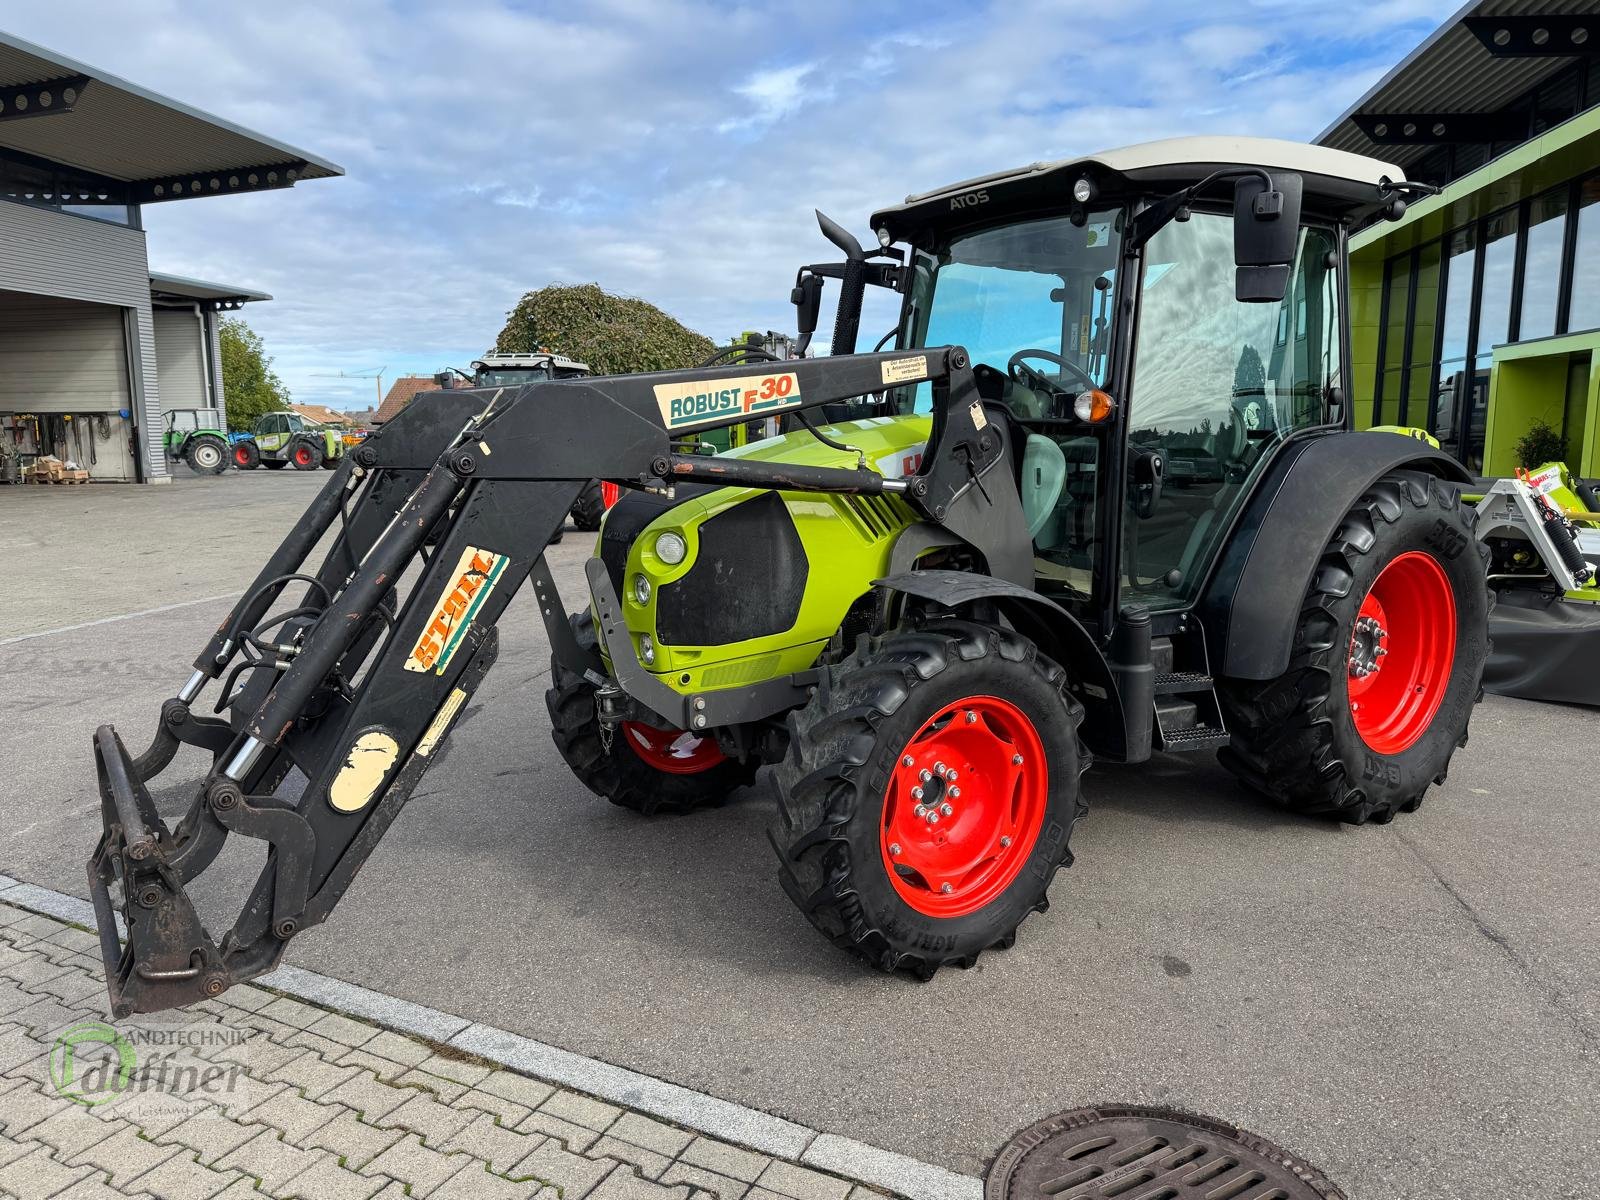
xmin=0 ymin=150 xmax=136 ymax=227
xmin=1519 ymin=188 xmax=1568 ymax=342
xmin=1568 ymin=177 xmax=1600 ymax=334
xmin=1432 ymin=228 xmax=1476 ymax=447
xmin=1476 ymin=208 xmax=1519 ymax=354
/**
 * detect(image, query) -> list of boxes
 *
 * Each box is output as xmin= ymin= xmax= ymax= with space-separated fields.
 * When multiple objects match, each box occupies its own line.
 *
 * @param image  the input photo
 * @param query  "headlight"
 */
xmin=632 ymin=574 xmax=651 ymax=605
xmin=639 ymin=634 xmax=656 ymax=665
xmin=654 ymin=531 xmax=687 ymax=565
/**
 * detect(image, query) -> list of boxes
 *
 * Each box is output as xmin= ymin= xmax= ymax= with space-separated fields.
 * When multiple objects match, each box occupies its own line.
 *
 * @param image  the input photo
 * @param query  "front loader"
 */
xmin=90 ymin=136 xmax=1489 ymax=1015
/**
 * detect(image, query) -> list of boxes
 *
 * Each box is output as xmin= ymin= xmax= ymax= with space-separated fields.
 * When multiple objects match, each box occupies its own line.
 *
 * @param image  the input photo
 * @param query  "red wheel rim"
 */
xmin=600 ymin=481 xmax=621 ymax=509
xmin=294 ymin=446 xmax=313 ymax=466
xmin=1348 ymin=551 xmax=1456 ymax=755
xmin=879 ymin=695 xmax=1048 ymax=918
xmin=234 ymin=446 xmax=251 ymax=465
xmin=620 ymin=721 xmax=727 ymax=775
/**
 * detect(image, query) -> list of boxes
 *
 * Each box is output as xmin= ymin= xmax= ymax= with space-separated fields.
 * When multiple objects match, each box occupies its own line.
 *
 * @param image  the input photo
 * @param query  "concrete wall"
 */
xmin=0 ymin=200 xmax=164 ymax=480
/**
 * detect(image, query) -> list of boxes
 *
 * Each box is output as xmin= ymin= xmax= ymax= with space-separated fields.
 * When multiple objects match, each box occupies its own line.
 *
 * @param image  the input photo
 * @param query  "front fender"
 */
xmin=1200 ymin=430 xmax=1473 ymax=681
xmin=874 ymin=569 xmax=1125 ymax=759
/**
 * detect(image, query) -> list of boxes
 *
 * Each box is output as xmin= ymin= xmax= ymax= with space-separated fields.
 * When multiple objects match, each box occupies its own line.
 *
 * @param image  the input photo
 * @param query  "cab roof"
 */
xmin=871 ymin=136 xmax=1405 ymax=239
xmin=472 ymin=351 xmax=590 ymax=373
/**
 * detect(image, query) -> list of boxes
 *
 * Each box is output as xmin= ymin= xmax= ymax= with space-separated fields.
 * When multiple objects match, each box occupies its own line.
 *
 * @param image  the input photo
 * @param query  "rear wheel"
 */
xmin=185 ymin=435 xmax=227 ymax=475
xmin=570 ymin=480 xmax=606 ymax=531
xmin=546 ymin=611 xmax=756 ymax=814
xmin=1219 ymin=470 xmax=1489 ymax=824
xmin=290 ymin=440 xmax=323 ymax=471
xmin=233 ymin=440 xmax=260 ymax=470
xmin=769 ymin=619 xmax=1088 ymax=978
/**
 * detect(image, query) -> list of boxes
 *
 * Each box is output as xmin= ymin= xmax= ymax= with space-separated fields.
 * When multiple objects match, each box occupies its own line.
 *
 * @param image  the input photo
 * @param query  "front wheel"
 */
xmin=185 ymin=435 xmax=227 ymax=475
xmin=570 ymin=480 xmax=607 ymax=531
xmin=769 ymin=619 xmax=1088 ymax=978
xmin=290 ymin=439 xmax=323 ymax=471
xmin=1219 ymin=470 xmax=1489 ymax=824
xmin=232 ymin=440 xmax=261 ymax=470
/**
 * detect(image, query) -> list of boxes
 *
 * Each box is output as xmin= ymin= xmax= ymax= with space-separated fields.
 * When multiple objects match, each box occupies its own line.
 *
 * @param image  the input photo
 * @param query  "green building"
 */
xmin=1318 ymin=2 xmax=1600 ymax=478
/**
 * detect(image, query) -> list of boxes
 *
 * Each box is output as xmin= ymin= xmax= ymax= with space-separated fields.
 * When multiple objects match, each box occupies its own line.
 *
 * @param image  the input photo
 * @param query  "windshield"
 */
xmin=901 ymin=209 xmax=1123 ymax=414
xmin=476 ymin=367 xmax=553 ymax=386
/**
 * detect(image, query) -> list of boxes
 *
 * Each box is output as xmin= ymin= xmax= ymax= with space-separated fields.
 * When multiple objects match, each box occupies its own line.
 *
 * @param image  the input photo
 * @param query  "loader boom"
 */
xmin=91 ymin=346 xmax=1025 ymax=1015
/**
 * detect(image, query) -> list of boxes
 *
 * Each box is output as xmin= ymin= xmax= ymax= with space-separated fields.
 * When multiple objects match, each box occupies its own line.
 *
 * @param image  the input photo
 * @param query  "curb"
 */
xmin=0 ymin=874 xmax=983 ymax=1200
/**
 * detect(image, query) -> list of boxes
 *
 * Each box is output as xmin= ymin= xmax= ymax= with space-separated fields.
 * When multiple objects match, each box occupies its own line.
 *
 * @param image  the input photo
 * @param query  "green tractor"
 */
xmin=232 ymin=410 xmax=344 ymax=471
xmin=91 ymin=136 xmax=1494 ymax=1015
xmin=161 ymin=409 xmax=231 ymax=475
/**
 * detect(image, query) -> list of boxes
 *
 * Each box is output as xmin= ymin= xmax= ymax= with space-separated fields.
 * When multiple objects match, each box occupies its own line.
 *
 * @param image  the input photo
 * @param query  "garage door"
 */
xmin=0 ymin=290 xmax=137 ymax=482
xmin=154 ymin=307 xmax=211 ymax=411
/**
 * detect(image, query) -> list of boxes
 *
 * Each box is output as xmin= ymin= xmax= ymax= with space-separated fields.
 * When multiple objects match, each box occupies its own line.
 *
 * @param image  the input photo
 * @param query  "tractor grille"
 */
xmin=986 ymin=1106 xmax=1343 ymax=1200
xmin=596 ymin=484 xmax=716 ymax=598
xmin=656 ymin=492 xmax=807 ymax=646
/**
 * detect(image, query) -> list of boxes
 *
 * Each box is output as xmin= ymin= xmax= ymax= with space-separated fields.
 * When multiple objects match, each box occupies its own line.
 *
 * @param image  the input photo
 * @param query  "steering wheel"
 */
xmin=1007 ymin=349 xmax=1098 ymax=398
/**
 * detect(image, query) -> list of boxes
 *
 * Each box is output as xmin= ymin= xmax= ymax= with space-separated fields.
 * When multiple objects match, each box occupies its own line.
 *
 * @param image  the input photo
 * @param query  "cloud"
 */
xmin=4 ymin=0 xmax=1460 ymax=397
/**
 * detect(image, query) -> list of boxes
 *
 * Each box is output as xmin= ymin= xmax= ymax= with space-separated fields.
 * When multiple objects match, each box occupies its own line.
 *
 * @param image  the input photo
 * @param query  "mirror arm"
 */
xmin=1128 ymin=166 xmax=1276 ymax=252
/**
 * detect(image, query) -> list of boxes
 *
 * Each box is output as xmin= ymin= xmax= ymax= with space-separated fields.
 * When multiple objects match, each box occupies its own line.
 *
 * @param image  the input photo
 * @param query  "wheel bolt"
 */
xmin=912 ymin=786 xmax=925 ymax=801
xmin=946 ymin=769 xmax=958 ymax=782
xmin=1012 ymin=754 xmax=1024 ymax=766
xmin=948 ymin=786 xmax=961 ymax=800
xmin=902 ymin=755 xmax=915 ymax=768
xmin=940 ymin=883 xmax=953 ymax=894
xmin=928 ymin=811 xmax=940 ymax=824
xmin=919 ymin=769 xmax=932 ymax=783
xmin=939 ymin=802 xmax=953 ymax=817
xmin=1000 ymin=835 xmax=1012 ymax=848
xmin=933 ymin=761 xmax=945 ymax=776
xmin=914 ymin=804 xmax=927 ymax=818
xmin=964 ymin=710 xmax=977 ymax=723
xmin=889 ymin=842 xmax=902 ymax=856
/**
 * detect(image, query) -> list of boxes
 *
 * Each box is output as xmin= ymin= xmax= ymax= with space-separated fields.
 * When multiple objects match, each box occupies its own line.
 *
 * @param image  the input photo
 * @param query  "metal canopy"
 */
xmin=149 ymin=271 xmax=271 ymax=311
xmin=0 ymin=32 xmax=342 ymax=202
xmin=1316 ymin=1 xmax=1600 ymax=169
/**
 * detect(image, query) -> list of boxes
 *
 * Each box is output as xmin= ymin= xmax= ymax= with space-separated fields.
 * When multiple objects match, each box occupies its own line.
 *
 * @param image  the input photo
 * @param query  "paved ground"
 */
xmin=0 ymin=897 xmax=893 ymax=1199
xmin=3 ymin=471 xmax=1599 ymax=1198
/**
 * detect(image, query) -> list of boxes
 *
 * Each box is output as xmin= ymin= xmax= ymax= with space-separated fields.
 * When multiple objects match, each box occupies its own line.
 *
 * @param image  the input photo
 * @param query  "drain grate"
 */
xmin=986 ymin=1104 xmax=1344 ymax=1200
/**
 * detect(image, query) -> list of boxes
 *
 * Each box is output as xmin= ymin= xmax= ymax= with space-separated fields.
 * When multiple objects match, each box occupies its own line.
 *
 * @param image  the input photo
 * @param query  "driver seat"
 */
xmin=1019 ymin=433 xmax=1067 ymax=541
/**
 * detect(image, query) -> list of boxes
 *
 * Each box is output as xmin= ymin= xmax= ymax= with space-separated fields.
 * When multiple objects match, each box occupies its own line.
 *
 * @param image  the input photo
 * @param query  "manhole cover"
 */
xmin=986 ymin=1104 xmax=1344 ymax=1200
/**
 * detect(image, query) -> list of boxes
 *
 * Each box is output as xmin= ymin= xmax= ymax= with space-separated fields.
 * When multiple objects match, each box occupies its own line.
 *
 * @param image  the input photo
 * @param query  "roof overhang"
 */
xmin=1316 ymin=1 xmax=1600 ymax=170
xmin=149 ymin=271 xmax=271 ymax=310
xmin=871 ymin=136 xmax=1403 ymax=242
xmin=0 ymin=31 xmax=342 ymax=205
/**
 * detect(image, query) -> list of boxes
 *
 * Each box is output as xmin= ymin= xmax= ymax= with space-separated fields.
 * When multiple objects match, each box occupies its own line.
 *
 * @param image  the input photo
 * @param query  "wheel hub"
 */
xmin=1347 ymin=612 xmax=1388 ymax=679
xmin=880 ymin=696 xmax=1046 ymax=918
xmin=1346 ymin=551 xmax=1457 ymax=756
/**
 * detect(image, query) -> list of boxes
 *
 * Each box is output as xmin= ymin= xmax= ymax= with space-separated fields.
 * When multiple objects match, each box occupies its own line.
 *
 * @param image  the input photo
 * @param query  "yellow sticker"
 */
xmin=328 ymin=731 xmax=400 ymax=813
xmin=417 ymin=688 xmax=468 ymax=758
xmin=652 ymin=371 xmax=802 ymax=431
xmin=880 ymin=355 xmax=928 ymax=386
xmin=405 ymin=545 xmax=509 ymax=675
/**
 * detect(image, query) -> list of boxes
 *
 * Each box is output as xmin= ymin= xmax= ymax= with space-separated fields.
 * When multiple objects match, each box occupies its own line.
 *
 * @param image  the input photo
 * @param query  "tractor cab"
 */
xmin=468 ymin=351 xmax=591 ymax=387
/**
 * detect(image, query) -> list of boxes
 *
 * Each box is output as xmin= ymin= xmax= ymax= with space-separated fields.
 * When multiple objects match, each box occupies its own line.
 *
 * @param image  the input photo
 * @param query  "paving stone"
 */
xmin=371 ymin=1091 xmax=473 ymax=1147
xmin=540 ymin=1089 xmax=621 ymax=1135
xmin=0 ymin=1145 xmax=96 ymax=1200
xmin=0 ymin=956 xmax=71 ymax=991
xmin=477 ymin=1071 xmax=554 ymax=1113
xmin=214 ymin=1077 xmax=292 ymax=1124
xmin=209 ymin=1178 xmax=274 ymax=1200
xmin=587 ymin=1169 xmax=696 ymax=1198
xmin=322 ymin=1072 xmax=413 ymax=1124
xmin=265 ymin=1052 xmax=361 ymax=1102
xmin=1 ymin=917 xmax=59 ymax=944
xmin=590 ymin=1133 xmax=671 ymax=1179
xmin=454 ymin=1085 xmax=532 ymax=1128
xmin=285 ymin=1031 xmax=355 ymax=1063
xmin=24 ymin=1104 xmax=122 ymax=1158
xmin=753 ymin=1160 xmax=851 ymax=1200
xmin=305 ymin=1014 xmax=376 ymax=1050
xmin=359 ymin=1032 xmax=432 ymax=1071
xmin=678 ymin=1139 xmax=771 ymax=1185
xmin=429 ymin=1162 xmax=547 ymax=1200
xmin=26 ymin=972 xmax=104 ymax=1009
xmin=242 ymin=1086 xmax=339 ymax=1144
xmin=153 ymin=1114 xmax=261 ymax=1167
xmin=216 ymin=1129 xmax=328 ymax=1192
xmin=0 ymin=1082 xmax=70 ymax=1138
xmin=6 ymin=996 xmax=84 ymax=1038
xmin=357 ymin=1132 xmax=465 ymax=1197
xmin=279 ymin=1152 xmax=391 ymax=1200
xmin=53 ymin=1176 xmax=136 ymax=1200
xmin=611 ymin=1113 xmax=693 ymax=1159
xmin=91 ymin=1089 xmax=209 ymax=1138
xmin=300 ymin=1108 xmax=401 ymax=1171
xmin=215 ymin=1033 xmax=303 ymax=1078
xmin=511 ymin=1137 xmax=615 ymax=1195
xmin=125 ymin=1150 xmax=242 ymax=1200
xmin=395 ymin=1068 xmax=468 ymax=1103
xmin=0 ymin=1027 xmax=46 ymax=1075
xmin=516 ymin=1108 xmax=602 ymax=1154
xmin=0 ymin=980 xmax=39 ymax=1020
xmin=442 ymin=1110 xmax=543 ymax=1175
xmin=258 ymin=998 xmax=326 ymax=1031
xmin=412 ymin=1054 xmax=491 ymax=1089
xmin=68 ymin=1124 xmax=183 ymax=1187
xmin=659 ymin=1160 xmax=750 ymax=1198
xmin=0 ymin=1128 xmax=33 ymax=1168
xmin=42 ymin=930 xmax=99 ymax=956
xmin=217 ymin=987 xmax=276 ymax=1015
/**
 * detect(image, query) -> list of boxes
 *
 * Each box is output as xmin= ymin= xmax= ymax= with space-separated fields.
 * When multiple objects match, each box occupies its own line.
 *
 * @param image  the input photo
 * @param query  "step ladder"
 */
xmin=1151 ymin=633 xmax=1229 ymax=753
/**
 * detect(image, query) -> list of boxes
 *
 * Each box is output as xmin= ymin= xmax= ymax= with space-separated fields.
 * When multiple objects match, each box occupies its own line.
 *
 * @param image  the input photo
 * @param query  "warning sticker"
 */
xmin=405 ymin=545 xmax=509 ymax=675
xmin=652 ymin=371 xmax=802 ymax=432
xmin=880 ymin=355 xmax=928 ymax=386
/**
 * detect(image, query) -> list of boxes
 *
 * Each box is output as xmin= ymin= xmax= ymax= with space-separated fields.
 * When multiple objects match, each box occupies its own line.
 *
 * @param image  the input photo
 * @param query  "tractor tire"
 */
xmin=1218 ymin=470 xmax=1489 ymax=825
xmin=232 ymin=440 xmax=261 ymax=470
xmin=321 ymin=451 xmax=339 ymax=470
xmin=769 ymin=619 xmax=1088 ymax=979
xmin=290 ymin=440 xmax=323 ymax=471
xmin=570 ymin=480 xmax=607 ymax=531
xmin=263 ymin=459 xmax=287 ymax=470
xmin=185 ymin=434 xmax=228 ymax=475
xmin=546 ymin=611 xmax=757 ymax=815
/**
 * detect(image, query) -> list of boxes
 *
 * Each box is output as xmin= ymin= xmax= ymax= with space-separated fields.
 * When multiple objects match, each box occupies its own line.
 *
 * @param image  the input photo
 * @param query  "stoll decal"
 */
xmin=405 ymin=545 xmax=509 ymax=674
xmin=652 ymin=371 xmax=803 ymax=431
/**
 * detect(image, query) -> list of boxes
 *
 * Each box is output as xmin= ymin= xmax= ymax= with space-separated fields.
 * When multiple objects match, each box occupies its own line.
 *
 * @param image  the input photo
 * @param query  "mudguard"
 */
xmin=1200 ymin=430 xmax=1473 ymax=681
xmin=874 ymin=569 xmax=1125 ymax=758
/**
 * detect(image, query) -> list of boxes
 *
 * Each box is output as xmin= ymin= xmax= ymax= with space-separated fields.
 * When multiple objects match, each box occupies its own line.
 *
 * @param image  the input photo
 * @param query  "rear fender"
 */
xmin=1199 ymin=430 xmax=1473 ymax=681
xmin=873 ymin=569 xmax=1125 ymax=759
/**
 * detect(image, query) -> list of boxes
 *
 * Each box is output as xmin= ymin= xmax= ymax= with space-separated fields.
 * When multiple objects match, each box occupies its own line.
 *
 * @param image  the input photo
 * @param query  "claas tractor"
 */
xmin=232 ymin=411 xmax=344 ymax=472
xmin=89 ymin=136 xmax=1489 ymax=1015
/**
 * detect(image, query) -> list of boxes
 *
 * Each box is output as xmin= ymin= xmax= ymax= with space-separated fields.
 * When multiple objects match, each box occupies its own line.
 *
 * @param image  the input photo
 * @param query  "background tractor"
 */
xmin=161 ymin=409 xmax=230 ymax=475
xmin=90 ymin=136 xmax=1489 ymax=1016
xmin=232 ymin=410 xmax=344 ymax=472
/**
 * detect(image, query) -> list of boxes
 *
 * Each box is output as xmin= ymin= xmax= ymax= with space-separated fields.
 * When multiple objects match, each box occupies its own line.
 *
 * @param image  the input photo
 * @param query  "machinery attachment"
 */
xmin=88 ymin=346 xmax=1029 ymax=1015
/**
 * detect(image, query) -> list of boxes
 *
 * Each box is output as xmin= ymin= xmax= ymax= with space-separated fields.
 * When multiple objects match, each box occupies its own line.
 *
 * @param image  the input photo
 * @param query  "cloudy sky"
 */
xmin=11 ymin=0 xmax=1456 ymax=410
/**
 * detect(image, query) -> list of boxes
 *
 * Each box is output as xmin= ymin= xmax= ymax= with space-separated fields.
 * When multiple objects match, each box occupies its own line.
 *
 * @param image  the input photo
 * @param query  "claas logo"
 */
xmin=407 ymin=547 xmax=507 ymax=674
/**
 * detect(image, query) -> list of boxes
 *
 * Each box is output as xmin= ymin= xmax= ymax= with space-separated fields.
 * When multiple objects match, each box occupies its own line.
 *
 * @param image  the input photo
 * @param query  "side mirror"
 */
xmin=1233 ymin=172 xmax=1302 ymax=303
xmin=791 ymin=274 xmax=824 ymax=352
xmin=432 ymin=371 xmax=453 ymax=389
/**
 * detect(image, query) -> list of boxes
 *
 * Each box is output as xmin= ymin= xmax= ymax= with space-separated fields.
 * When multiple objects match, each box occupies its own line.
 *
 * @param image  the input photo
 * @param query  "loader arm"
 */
xmin=90 ymin=345 xmax=1030 ymax=1016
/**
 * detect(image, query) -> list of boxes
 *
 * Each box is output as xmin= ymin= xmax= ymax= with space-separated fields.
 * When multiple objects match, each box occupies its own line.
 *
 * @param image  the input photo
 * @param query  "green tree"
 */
xmin=219 ymin=317 xmax=291 ymax=431
xmin=1232 ymin=343 xmax=1265 ymax=399
xmin=494 ymin=283 xmax=715 ymax=376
